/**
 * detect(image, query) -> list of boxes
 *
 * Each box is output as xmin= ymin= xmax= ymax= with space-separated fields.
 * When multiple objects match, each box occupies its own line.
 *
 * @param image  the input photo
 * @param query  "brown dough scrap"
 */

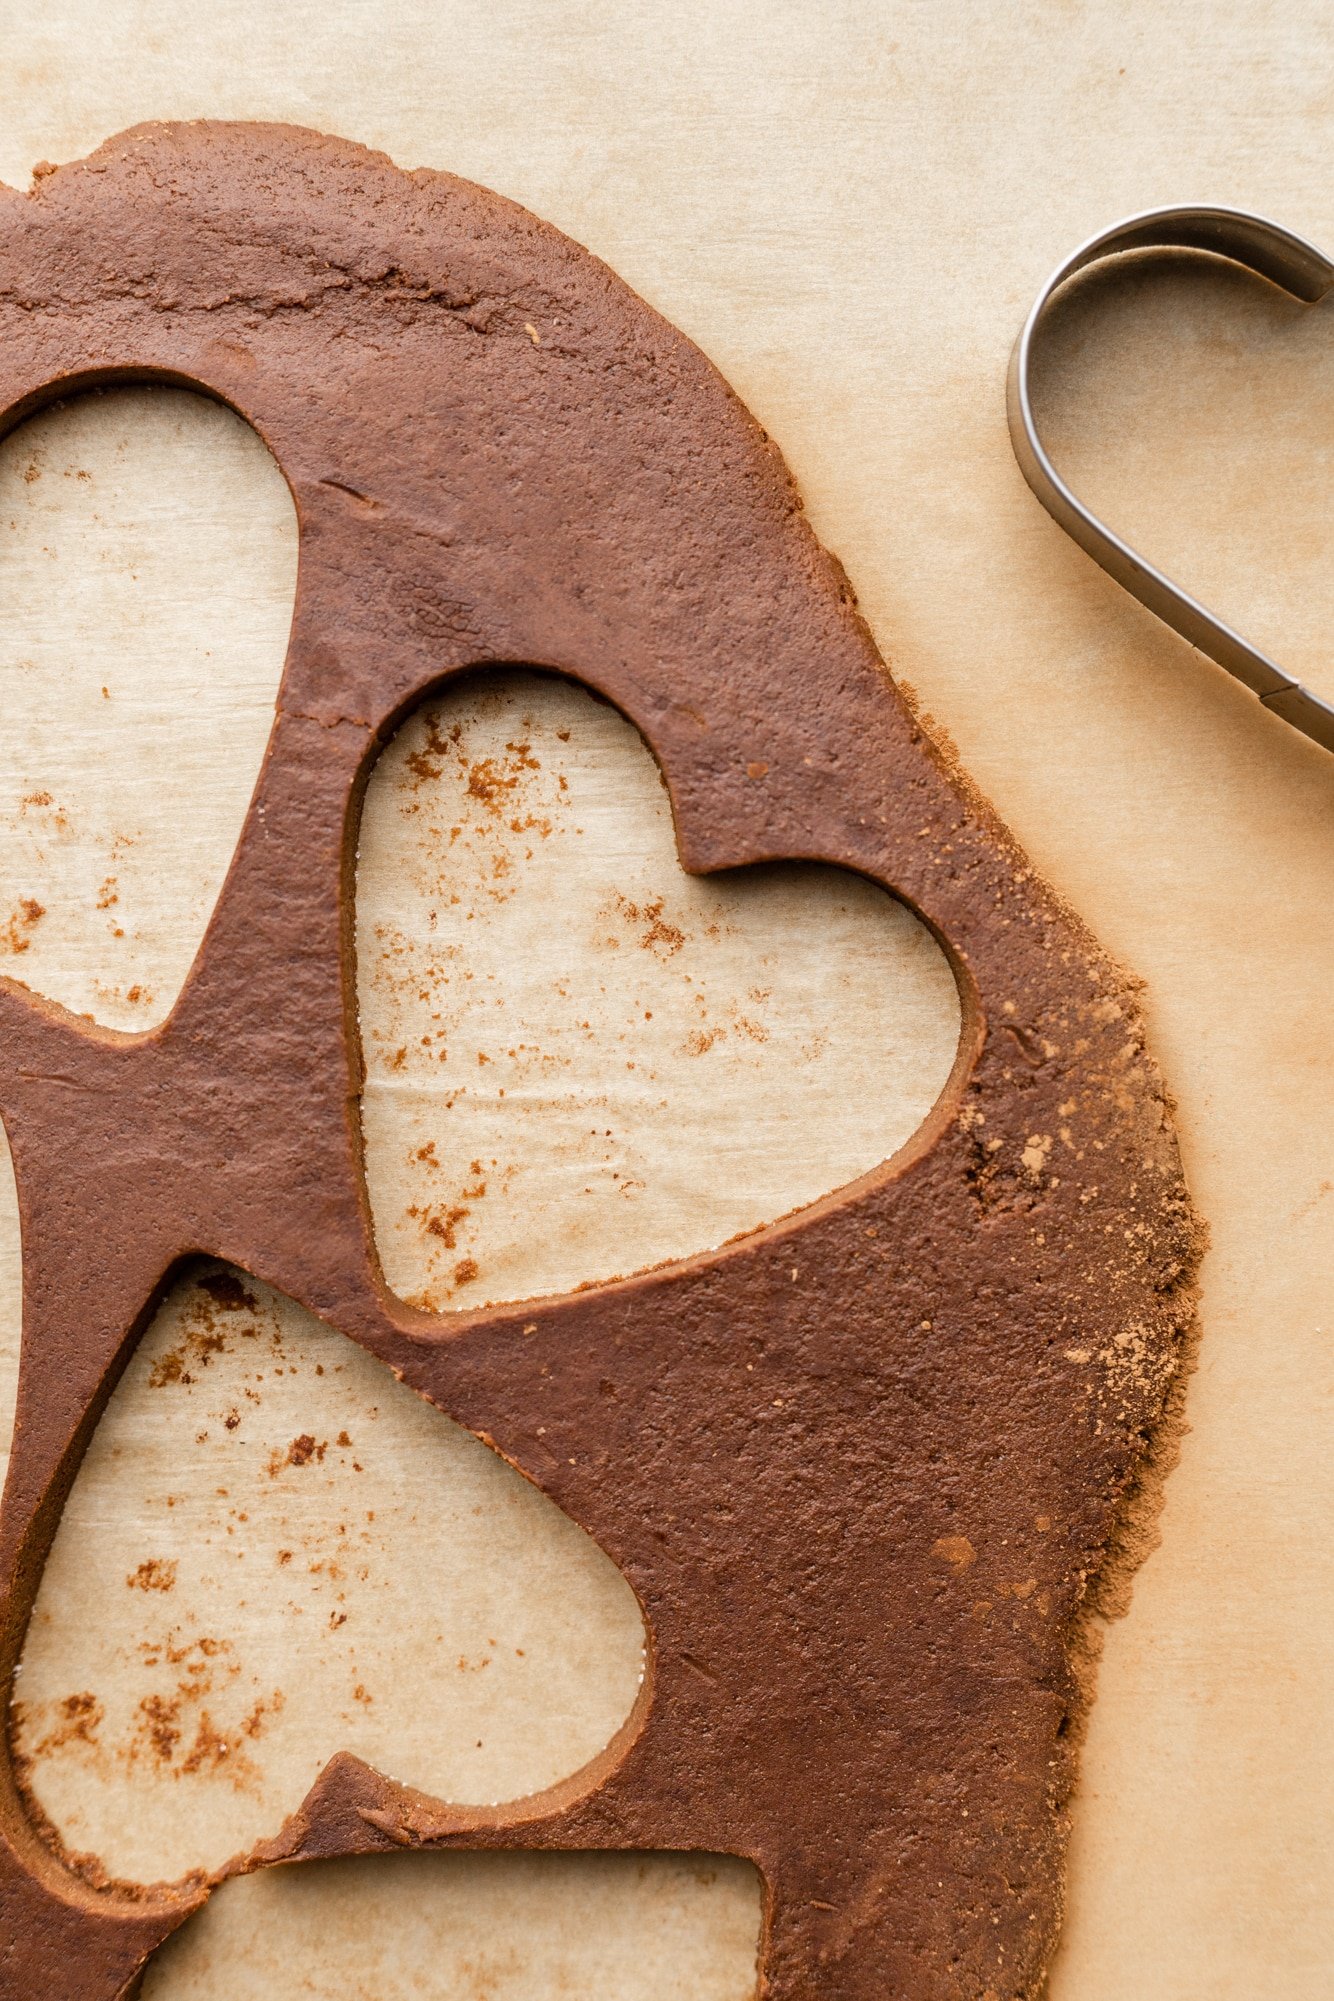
xmin=0 ymin=123 xmax=1198 ymax=1999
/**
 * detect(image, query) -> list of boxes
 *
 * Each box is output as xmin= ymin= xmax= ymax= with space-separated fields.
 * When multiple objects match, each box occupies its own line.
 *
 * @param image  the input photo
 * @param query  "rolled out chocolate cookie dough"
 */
xmin=0 ymin=123 xmax=1198 ymax=2000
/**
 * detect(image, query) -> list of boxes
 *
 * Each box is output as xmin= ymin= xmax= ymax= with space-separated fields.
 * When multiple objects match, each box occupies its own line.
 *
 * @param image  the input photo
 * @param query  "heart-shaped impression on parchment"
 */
xmin=0 ymin=387 xmax=295 ymax=1033
xmin=356 ymin=670 xmax=962 ymax=1312
xmin=13 ymin=1261 xmax=649 ymax=1886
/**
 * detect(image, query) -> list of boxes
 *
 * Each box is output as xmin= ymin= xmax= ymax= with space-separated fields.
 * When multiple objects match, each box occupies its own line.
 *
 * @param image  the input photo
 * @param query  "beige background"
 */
xmin=0 ymin=2 xmax=1332 ymax=1996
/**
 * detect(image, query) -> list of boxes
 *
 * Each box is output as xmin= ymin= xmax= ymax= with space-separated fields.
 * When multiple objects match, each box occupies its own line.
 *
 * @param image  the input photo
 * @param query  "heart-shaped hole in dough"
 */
xmin=356 ymin=670 xmax=961 ymax=1312
xmin=1030 ymin=250 xmax=1334 ymax=710
xmin=0 ymin=386 xmax=296 ymax=1030
xmin=12 ymin=1261 xmax=646 ymax=1886
xmin=139 ymin=1849 xmax=764 ymax=2001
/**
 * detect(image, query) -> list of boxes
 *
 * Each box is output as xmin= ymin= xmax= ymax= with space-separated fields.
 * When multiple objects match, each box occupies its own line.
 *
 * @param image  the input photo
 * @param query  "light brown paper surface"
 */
xmin=0 ymin=4 xmax=1331 ymax=1995
xmin=0 ymin=390 xmax=294 ymax=1031
xmin=137 ymin=1851 xmax=764 ymax=2001
xmin=356 ymin=672 xmax=958 ymax=1313
xmin=15 ymin=1264 xmax=648 ymax=1884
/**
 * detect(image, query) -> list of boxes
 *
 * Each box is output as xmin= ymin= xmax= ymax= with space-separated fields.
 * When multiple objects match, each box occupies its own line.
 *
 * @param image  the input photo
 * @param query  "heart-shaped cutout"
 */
xmin=0 ymin=387 xmax=295 ymax=1030
xmin=139 ymin=1849 xmax=764 ymax=2001
xmin=13 ymin=1262 xmax=646 ymax=1886
xmin=355 ymin=671 xmax=961 ymax=1312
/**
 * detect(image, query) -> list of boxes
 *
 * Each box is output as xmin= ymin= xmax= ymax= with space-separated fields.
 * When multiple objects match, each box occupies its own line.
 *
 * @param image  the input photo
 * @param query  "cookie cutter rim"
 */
xmin=1007 ymin=203 xmax=1334 ymax=756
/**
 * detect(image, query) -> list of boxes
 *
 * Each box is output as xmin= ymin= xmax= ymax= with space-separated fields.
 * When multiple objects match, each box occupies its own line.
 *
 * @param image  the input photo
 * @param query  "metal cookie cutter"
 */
xmin=1008 ymin=205 xmax=1334 ymax=755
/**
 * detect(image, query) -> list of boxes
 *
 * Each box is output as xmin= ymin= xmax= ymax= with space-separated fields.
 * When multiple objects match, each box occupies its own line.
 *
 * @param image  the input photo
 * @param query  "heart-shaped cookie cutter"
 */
xmin=1009 ymin=205 xmax=1334 ymax=755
